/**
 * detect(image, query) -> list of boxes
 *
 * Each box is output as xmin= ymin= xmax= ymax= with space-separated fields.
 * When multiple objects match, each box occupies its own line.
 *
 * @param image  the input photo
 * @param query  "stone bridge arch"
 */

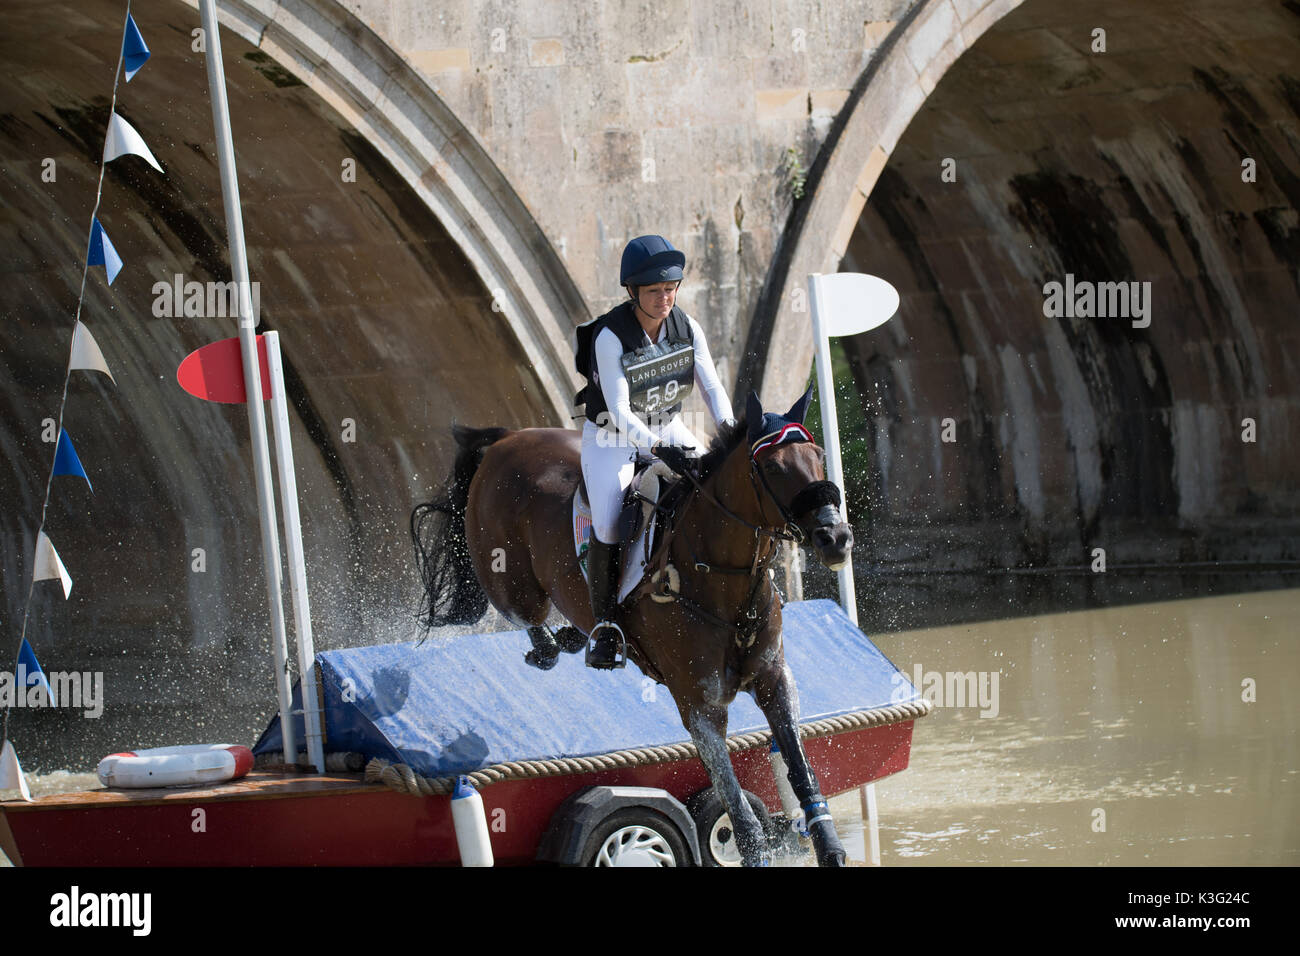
xmin=743 ymin=0 xmax=1025 ymax=407
xmin=188 ymin=0 xmax=587 ymax=419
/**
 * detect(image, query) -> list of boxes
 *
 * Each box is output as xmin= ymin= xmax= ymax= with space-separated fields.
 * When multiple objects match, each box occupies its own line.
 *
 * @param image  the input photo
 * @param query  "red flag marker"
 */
xmin=177 ymin=335 xmax=271 ymax=403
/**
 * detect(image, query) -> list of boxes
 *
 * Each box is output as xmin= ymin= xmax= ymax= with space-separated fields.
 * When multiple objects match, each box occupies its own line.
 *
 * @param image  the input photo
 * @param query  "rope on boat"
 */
xmin=365 ymin=699 xmax=932 ymax=796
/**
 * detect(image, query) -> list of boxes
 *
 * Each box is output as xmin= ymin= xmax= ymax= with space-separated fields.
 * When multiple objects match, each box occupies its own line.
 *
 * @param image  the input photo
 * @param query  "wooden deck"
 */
xmin=1 ymin=771 xmax=370 ymax=811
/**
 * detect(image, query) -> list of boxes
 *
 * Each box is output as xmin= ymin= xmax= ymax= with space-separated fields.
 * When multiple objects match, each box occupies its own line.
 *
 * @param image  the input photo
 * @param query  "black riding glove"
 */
xmin=654 ymin=442 xmax=698 ymax=478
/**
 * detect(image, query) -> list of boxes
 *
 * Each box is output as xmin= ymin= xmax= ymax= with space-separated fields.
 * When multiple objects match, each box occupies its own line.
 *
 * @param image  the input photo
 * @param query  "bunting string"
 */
xmin=2 ymin=0 xmax=152 ymax=770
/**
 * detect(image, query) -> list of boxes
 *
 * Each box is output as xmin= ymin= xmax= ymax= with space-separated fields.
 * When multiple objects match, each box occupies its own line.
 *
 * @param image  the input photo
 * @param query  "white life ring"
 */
xmin=96 ymin=744 xmax=254 ymax=789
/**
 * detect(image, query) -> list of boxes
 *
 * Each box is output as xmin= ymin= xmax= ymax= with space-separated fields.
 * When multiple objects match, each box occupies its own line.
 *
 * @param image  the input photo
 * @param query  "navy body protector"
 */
xmin=574 ymin=302 xmax=695 ymax=427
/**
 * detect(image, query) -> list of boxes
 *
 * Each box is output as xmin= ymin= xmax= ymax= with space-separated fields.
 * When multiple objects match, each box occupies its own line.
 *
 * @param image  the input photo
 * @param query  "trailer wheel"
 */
xmin=581 ymin=808 xmax=691 ymax=867
xmin=686 ymin=789 xmax=776 ymax=867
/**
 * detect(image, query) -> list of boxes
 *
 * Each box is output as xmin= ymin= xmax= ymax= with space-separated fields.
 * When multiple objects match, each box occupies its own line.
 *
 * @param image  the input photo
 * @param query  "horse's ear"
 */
xmin=786 ymin=384 xmax=814 ymax=424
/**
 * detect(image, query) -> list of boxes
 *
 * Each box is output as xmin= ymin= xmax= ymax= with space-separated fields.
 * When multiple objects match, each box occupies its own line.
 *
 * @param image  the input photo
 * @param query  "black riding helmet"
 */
xmin=620 ymin=235 xmax=685 ymax=289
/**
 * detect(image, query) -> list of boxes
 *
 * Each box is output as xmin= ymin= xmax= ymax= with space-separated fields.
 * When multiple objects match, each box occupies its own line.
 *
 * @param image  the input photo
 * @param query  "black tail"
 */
xmin=411 ymin=424 xmax=509 ymax=635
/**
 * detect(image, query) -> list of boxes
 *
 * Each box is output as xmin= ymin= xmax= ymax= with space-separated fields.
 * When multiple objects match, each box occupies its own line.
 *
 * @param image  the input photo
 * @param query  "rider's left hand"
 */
xmin=654 ymin=441 xmax=698 ymax=479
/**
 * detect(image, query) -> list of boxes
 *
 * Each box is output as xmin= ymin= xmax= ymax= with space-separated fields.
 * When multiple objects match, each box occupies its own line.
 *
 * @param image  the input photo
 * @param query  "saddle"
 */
xmin=573 ymin=460 xmax=681 ymax=604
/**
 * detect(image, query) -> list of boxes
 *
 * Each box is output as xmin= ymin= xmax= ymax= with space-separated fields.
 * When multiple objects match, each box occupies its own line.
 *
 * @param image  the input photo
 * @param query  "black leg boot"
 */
xmin=585 ymin=535 xmax=626 ymax=669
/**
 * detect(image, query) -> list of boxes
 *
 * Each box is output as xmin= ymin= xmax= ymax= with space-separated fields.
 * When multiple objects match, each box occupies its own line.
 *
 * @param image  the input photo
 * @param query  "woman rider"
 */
xmin=575 ymin=235 xmax=735 ymax=668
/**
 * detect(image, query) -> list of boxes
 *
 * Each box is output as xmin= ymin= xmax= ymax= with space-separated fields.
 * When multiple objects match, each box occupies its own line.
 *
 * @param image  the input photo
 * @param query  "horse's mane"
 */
xmin=696 ymin=417 xmax=747 ymax=482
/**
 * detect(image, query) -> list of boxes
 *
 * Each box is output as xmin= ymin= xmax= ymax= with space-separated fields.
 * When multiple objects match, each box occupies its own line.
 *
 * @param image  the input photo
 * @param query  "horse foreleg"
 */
xmin=687 ymin=708 xmax=771 ymax=867
xmin=752 ymin=662 xmax=847 ymax=867
xmin=524 ymin=626 xmax=559 ymax=670
xmin=523 ymin=624 xmax=587 ymax=669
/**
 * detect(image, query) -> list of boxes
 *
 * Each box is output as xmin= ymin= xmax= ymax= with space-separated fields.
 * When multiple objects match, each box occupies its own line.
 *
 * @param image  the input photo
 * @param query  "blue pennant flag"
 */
xmin=53 ymin=429 xmax=92 ymax=491
xmin=87 ymin=218 xmax=122 ymax=285
xmin=18 ymin=639 xmax=56 ymax=707
xmin=123 ymin=14 xmax=150 ymax=82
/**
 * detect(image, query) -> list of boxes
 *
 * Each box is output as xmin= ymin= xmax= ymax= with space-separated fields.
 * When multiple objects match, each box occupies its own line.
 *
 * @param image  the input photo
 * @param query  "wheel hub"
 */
xmin=708 ymin=814 xmax=745 ymax=867
xmin=594 ymin=825 xmax=678 ymax=866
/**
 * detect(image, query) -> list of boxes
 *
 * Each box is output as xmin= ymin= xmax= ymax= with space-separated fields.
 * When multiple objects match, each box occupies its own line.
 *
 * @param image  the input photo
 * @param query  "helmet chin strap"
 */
xmin=629 ymin=288 xmax=668 ymax=328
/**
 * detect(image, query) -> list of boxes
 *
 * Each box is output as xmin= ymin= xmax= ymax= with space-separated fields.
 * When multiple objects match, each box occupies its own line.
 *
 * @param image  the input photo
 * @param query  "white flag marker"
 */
xmin=0 ymin=740 xmax=33 ymax=802
xmin=69 ymin=321 xmax=116 ymax=384
xmin=807 ymin=272 xmax=901 ymax=626
xmin=103 ymin=112 xmax=163 ymax=173
xmin=33 ymin=531 xmax=73 ymax=599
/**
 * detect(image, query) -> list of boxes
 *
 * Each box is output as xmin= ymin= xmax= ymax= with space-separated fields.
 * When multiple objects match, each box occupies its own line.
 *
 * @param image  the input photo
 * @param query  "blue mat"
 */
xmin=253 ymin=599 xmax=919 ymax=777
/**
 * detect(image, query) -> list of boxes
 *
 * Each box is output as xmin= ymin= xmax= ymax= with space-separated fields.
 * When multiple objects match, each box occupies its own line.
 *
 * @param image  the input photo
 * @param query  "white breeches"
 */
xmin=581 ymin=418 xmax=701 ymax=542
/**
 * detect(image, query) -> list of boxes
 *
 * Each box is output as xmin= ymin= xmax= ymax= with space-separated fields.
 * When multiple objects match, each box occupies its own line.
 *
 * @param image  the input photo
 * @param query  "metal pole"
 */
xmin=264 ymin=332 xmax=325 ymax=773
xmin=199 ymin=0 xmax=297 ymax=766
xmin=807 ymin=273 xmax=858 ymax=626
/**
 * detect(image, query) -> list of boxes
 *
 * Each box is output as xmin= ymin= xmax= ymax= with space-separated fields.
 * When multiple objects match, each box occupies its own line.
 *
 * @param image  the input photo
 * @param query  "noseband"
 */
xmin=750 ymin=462 xmax=842 ymax=544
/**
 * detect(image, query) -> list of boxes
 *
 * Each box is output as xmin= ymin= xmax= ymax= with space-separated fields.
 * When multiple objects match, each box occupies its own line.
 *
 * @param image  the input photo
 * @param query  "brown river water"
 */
xmin=3 ymin=587 xmax=1296 ymax=867
xmin=835 ymin=587 xmax=1299 ymax=866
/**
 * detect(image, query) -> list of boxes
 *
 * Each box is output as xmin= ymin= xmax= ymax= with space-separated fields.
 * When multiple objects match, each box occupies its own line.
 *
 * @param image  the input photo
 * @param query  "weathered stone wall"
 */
xmin=338 ymin=0 xmax=919 ymax=395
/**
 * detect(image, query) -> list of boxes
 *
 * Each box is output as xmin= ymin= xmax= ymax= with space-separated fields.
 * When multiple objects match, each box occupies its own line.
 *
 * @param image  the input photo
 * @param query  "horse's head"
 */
xmin=745 ymin=389 xmax=854 ymax=570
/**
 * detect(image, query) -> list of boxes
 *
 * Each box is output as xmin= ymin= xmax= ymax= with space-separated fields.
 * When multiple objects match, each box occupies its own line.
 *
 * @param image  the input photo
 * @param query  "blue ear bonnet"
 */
xmin=746 ymin=386 xmax=815 ymax=458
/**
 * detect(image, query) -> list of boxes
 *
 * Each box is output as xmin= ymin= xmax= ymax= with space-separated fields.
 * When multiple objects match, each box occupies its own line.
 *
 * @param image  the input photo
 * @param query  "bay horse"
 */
xmin=411 ymin=389 xmax=854 ymax=866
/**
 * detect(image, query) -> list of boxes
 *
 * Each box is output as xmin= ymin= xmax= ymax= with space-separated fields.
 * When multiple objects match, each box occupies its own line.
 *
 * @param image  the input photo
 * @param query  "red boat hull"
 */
xmin=1 ymin=721 xmax=916 ymax=866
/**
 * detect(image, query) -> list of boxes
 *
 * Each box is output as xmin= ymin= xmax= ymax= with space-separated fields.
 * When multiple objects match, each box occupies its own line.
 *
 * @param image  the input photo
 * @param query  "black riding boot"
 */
xmin=585 ymin=535 xmax=626 ymax=669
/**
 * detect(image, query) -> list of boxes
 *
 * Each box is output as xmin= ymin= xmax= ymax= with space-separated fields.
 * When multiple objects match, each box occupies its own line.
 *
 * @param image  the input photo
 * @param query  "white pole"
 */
xmin=264 ymin=333 xmax=326 ymax=774
xmin=807 ymin=273 xmax=858 ymax=626
xmin=200 ymin=0 xmax=297 ymax=766
xmin=810 ymin=271 xmax=880 ymax=864
xmin=860 ymin=782 xmax=881 ymax=865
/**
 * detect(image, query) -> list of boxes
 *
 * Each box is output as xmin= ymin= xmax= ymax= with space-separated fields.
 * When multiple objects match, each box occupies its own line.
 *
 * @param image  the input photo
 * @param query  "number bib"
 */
xmin=621 ymin=338 xmax=695 ymax=416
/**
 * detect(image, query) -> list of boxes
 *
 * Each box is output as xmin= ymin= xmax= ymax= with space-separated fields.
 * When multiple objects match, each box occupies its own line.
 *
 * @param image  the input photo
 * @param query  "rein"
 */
xmin=681 ymin=457 xmax=806 ymax=546
xmin=638 ymin=446 xmax=834 ymax=650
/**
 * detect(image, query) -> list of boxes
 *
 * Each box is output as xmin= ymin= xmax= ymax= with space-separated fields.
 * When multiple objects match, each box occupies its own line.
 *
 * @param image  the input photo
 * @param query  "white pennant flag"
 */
xmin=69 ymin=321 xmax=116 ymax=384
xmin=34 ymin=531 xmax=72 ymax=599
xmin=103 ymin=112 xmax=163 ymax=173
xmin=0 ymin=740 xmax=33 ymax=802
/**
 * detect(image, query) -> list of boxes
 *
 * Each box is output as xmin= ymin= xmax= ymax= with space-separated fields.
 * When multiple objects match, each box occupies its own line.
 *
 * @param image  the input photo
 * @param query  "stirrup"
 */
xmin=586 ymin=621 xmax=627 ymax=670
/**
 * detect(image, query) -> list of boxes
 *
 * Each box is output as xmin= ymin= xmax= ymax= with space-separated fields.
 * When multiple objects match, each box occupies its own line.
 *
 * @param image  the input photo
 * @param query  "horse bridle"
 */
xmin=750 ymin=455 xmax=843 ymax=544
xmin=675 ymin=446 xmax=841 ymax=544
xmin=645 ymin=444 xmax=844 ymax=648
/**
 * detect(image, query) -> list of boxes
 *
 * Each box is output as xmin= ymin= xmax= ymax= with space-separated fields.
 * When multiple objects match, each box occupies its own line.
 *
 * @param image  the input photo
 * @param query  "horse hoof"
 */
xmin=553 ymin=626 xmax=587 ymax=654
xmin=524 ymin=649 xmax=558 ymax=670
xmin=818 ymin=849 xmax=848 ymax=867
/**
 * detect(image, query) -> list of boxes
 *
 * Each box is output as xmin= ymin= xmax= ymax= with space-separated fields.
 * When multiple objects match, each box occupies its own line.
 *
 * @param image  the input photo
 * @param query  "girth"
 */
xmin=634 ymin=473 xmax=788 ymax=652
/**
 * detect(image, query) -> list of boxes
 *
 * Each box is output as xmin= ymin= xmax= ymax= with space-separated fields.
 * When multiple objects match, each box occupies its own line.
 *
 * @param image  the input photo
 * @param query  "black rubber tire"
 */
xmin=685 ymin=788 xmax=776 ymax=867
xmin=580 ymin=807 xmax=692 ymax=867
